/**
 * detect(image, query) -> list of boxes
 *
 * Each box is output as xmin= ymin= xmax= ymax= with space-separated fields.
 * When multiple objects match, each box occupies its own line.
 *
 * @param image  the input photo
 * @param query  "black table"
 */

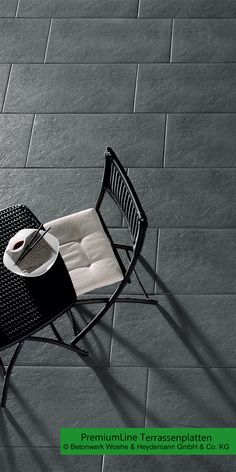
xmin=0 ymin=205 xmax=86 ymax=407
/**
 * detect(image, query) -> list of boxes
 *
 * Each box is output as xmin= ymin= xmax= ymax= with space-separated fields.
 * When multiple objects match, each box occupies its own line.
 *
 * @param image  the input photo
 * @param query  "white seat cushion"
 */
xmin=44 ymin=208 xmax=124 ymax=297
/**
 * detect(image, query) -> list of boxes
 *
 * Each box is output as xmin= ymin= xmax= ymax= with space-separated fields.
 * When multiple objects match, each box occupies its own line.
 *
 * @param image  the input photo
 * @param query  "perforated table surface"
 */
xmin=0 ymin=205 xmax=76 ymax=351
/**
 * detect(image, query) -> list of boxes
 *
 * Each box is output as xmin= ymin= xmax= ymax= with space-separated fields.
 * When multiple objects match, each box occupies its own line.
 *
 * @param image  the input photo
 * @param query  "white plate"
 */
xmin=3 ymin=228 xmax=59 ymax=277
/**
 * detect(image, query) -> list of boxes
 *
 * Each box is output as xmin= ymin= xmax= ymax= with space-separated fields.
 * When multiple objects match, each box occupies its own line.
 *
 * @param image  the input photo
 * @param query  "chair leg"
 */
xmin=125 ymin=248 xmax=150 ymax=299
xmin=1 ymin=342 xmax=24 ymax=408
xmin=50 ymin=320 xmax=88 ymax=356
xmin=71 ymin=302 xmax=112 ymax=345
xmin=0 ymin=356 xmax=6 ymax=377
xmin=68 ymin=309 xmax=78 ymax=336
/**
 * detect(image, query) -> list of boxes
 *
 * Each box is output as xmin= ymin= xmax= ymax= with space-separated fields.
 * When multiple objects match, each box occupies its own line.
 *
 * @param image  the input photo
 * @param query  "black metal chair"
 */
xmin=45 ymin=147 xmax=158 ymax=348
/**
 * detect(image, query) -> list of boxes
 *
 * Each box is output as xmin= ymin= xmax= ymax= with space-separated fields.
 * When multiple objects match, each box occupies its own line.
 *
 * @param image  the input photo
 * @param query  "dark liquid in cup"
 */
xmin=13 ymin=240 xmax=24 ymax=250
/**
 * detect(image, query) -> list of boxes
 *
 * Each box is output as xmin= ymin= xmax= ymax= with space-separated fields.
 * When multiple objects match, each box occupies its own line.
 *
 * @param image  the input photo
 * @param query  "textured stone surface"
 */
xmin=111 ymin=296 xmax=236 ymax=366
xmin=0 ymin=114 xmax=33 ymax=167
xmin=104 ymin=456 xmax=236 ymax=472
xmin=172 ymin=19 xmax=236 ymax=62
xmin=165 ymin=114 xmax=236 ymax=167
xmin=0 ymin=168 xmax=122 ymax=225
xmin=157 ymin=230 xmax=236 ymax=294
xmin=136 ymin=64 xmax=236 ymax=113
xmin=0 ymin=367 xmax=147 ymax=445
xmin=18 ymin=0 xmax=139 ymax=18
xmin=0 ymin=1 xmax=235 ymax=467
xmin=129 ymin=169 xmax=236 ymax=228
xmin=0 ymin=449 xmax=102 ymax=472
xmin=4 ymin=64 xmax=137 ymax=113
xmin=0 ymin=0 xmax=18 ymax=17
xmin=147 ymin=368 xmax=236 ymax=426
xmin=46 ymin=19 xmax=172 ymax=63
xmin=0 ymin=19 xmax=50 ymax=62
xmin=140 ymin=0 xmax=236 ymax=18
xmin=28 ymin=114 xmax=165 ymax=168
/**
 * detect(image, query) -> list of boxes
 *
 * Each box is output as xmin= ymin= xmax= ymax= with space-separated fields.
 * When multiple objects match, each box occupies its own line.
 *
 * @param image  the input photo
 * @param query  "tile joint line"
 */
xmin=15 ymin=0 xmax=20 ymax=17
xmin=133 ymin=64 xmax=139 ymax=113
xmin=25 ymin=114 xmax=36 ymax=167
xmin=144 ymin=368 xmax=150 ymax=427
xmin=137 ymin=0 xmax=141 ymax=18
xmin=44 ymin=18 xmax=53 ymax=63
xmin=154 ymin=229 xmax=160 ymax=294
xmin=169 ymin=19 xmax=174 ymax=62
xmin=1 ymin=64 xmax=13 ymax=113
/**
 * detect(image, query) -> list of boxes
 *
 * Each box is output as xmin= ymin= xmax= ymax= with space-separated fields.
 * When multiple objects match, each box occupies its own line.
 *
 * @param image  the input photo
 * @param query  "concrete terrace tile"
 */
xmin=0 ymin=19 xmax=50 ymax=63
xmin=0 ymin=0 xmax=18 ymax=17
xmin=139 ymin=0 xmax=236 ymax=18
xmin=4 ymin=64 xmax=137 ymax=113
xmin=96 ymin=228 xmax=158 ymax=294
xmin=3 ymin=304 xmax=114 ymax=367
xmin=1 ymin=449 xmax=102 ymax=472
xmin=172 ymin=19 xmax=236 ymax=62
xmin=165 ymin=114 xmax=236 ymax=168
xmin=0 ymin=367 xmax=147 ymax=445
xmin=0 ymin=168 xmax=122 ymax=225
xmin=104 ymin=456 xmax=236 ymax=472
xmin=46 ymin=19 xmax=172 ymax=63
xmin=0 ymin=114 xmax=33 ymax=167
xmin=110 ymin=296 xmax=236 ymax=367
xmin=128 ymin=169 xmax=236 ymax=228
xmin=0 ymin=64 xmax=10 ymax=109
xmin=147 ymin=368 xmax=236 ymax=427
xmin=27 ymin=114 xmax=165 ymax=168
xmin=18 ymin=0 xmax=139 ymax=18
xmin=157 ymin=229 xmax=236 ymax=294
xmin=135 ymin=64 xmax=236 ymax=113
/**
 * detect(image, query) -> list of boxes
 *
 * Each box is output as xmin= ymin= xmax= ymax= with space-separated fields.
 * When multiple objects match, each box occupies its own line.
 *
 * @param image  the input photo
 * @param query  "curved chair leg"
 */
xmin=50 ymin=320 xmax=88 ymax=356
xmin=0 ymin=356 xmax=6 ymax=378
xmin=1 ymin=342 xmax=24 ymax=408
xmin=125 ymin=248 xmax=150 ymax=299
xmin=71 ymin=296 xmax=158 ymax=345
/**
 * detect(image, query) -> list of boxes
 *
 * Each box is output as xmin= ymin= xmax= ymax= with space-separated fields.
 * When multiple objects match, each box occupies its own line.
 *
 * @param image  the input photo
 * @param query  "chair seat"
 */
xmin=44 ymin=208 xmax=124 ymax=297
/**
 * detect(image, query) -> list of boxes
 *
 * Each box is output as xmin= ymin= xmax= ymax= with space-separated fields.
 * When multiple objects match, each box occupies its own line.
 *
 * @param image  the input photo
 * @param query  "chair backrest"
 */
xmin=95 ymin=147 xmax=148 ymax=256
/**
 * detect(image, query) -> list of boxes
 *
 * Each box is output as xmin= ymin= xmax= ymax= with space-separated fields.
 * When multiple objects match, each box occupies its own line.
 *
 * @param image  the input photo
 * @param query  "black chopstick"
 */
xmin=14 ymin=226 xmax=51 ymax=266
xmin=14 ymin=223 xmax=43 ymax=266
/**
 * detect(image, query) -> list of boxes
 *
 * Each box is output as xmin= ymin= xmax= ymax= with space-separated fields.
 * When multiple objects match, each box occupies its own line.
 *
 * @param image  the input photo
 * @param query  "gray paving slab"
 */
xmin=0 ymin=448 xmax=102 ymax=472
xmin=172 ymin=19 xmax=236 ymax=62
xmin=157 ymin=229 xmax=236 ymax=294
xmin=96 ymin=228 xmax=157 ymax=294
xmin=104 ymin=456 xmax=236 ymax=472
xmin=0 ymin=367 xmax=147 ymax=445
xmin=18 ymin=0 xmax=139 ymax=18
xmin=129 ymin=169 xmax=236 ymax=228
xmin=4 ymin=64 xmax=137 ymax=113
xmin=139 ymin=0 xmax=236 ymax=18
xmin=0 ymin=19 xmax=50 ymax=63
xmin=0 ymin=64 xmax=10 ymax=110
xmin=0 ymin=168 xmax=122 ymax=225
xmin=46 ymin=19 xmax=171 ymax=63
xmin=27 ymin=114 xmax=165 ymax=168
xmin=3 ymin=304 xmax=114 ymax=367
xmin=135 ymin=64 xmax=236 ymax=113
xmin=111 ymin=296 xmax=236 ymax=366
xmin=0 ymin=0 xmax=17 ymax=17
xmin=147 ymin=368 xmax=236 ymax=426
xmin=0 ymin=114 xmax=33 ymax=167
xmin=165 ymin=114 xmax=236 ymax=167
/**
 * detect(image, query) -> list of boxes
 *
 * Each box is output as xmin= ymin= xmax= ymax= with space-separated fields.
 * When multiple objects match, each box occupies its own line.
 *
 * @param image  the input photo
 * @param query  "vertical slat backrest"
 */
xmin=103 ymin=148 xmax=147 ymax=245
